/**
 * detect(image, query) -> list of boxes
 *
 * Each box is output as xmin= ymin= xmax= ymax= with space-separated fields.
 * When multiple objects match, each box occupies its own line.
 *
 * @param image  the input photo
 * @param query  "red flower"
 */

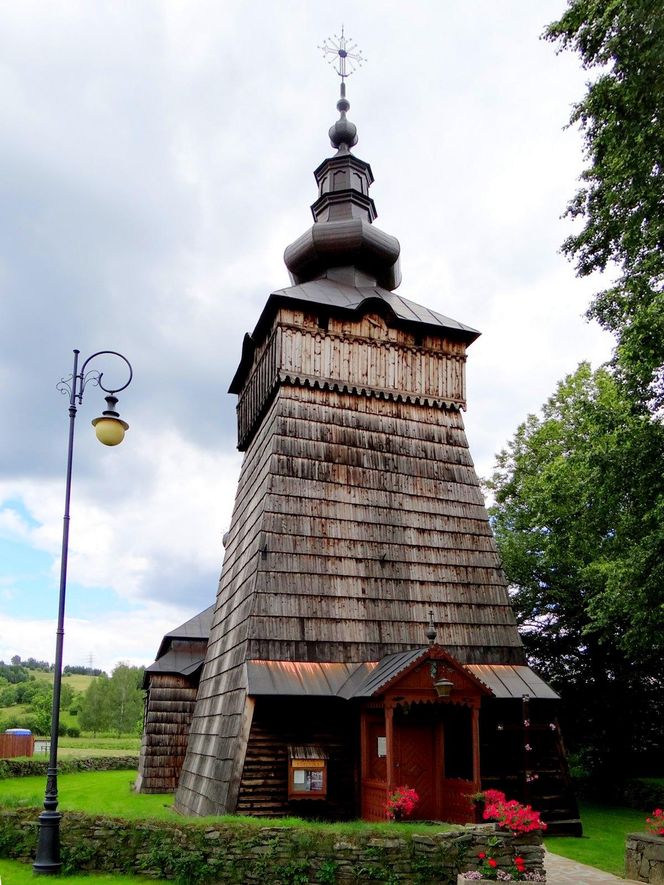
xmin=483 ymin=789 xmax=507 ymax=804
xmin=478 ymin=852 xmax=486 ymax=859
xmin=385 ymin=785 xmax=419 ymax=820
xmin=488 ymin=859 xmax=497 ymax=868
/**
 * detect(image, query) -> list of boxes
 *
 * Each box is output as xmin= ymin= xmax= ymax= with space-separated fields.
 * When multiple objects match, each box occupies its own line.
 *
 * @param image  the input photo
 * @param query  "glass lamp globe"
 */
xmin=92 ymin=416 xmax=128 ymax=446
xmin=91 ymin=395 xmax=129 ymax=446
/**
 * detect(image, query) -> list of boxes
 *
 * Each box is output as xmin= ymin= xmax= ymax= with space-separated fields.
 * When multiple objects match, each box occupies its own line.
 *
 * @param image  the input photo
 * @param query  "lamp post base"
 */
xmin=33 ymin=809 xmax=62 ymax=875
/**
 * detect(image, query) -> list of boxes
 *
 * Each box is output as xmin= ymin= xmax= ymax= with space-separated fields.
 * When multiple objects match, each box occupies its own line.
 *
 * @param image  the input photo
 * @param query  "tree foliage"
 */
xmin=488 ymin=363 xmax=663 ymax=775
xmin=78 ymin=673 xmax=112 ymax=735
xmin=545 ymin=0 xmax=664 ymax=409
xmin=78 ymin=664 xmax=144 ymax=736
xmin=108 ymin=664 xmax=144 ymax=735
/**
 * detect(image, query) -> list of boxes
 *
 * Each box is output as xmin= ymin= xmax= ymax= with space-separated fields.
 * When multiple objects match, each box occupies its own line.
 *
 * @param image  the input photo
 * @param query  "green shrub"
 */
xmin=0 ymin=756 xmax=138 ymax=778
xmin=623 ymin=778 xmax=664 ymax=811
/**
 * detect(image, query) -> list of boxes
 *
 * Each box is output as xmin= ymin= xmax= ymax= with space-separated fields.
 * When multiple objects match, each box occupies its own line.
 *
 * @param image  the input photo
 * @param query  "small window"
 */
xmin=288 ymin=745 xmax=328 ymax=800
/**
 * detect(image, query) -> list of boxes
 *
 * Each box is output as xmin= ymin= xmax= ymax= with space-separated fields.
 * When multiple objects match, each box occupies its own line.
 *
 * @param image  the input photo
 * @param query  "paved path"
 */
xmin=545 ymin=850 xmax=628 ymax=885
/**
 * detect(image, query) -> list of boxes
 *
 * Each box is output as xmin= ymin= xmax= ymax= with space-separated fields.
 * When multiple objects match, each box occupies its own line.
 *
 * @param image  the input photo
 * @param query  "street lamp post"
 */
xmin=33 ymin=349 xmax=133 ymax=876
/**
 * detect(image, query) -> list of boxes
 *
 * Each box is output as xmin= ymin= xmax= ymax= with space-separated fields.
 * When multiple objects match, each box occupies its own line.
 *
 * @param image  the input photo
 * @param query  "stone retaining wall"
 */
xmin=0 ymin=809 xmax=544 ymax=884
xmin=625 ymin=833 xmax=664 ymax=884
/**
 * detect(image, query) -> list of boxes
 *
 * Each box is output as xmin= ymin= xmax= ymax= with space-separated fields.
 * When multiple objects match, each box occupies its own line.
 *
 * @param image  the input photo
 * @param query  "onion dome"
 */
xmin=284 ymin=81 xmax=401 ymax=291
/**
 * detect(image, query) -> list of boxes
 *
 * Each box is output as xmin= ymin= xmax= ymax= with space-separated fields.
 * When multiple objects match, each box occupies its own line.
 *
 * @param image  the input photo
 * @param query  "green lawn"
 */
xmin=0 ymin=771 xmax=171 ymax=820
xmin=0 ymin=857 xmax=170 ymax=884
xmin=545 ymin=801 xmax=647 ymax=877
xmin=57 ymin=736 xmax=140 ymax=757
xmin=0 ymin=770 xmax=455 ymax=836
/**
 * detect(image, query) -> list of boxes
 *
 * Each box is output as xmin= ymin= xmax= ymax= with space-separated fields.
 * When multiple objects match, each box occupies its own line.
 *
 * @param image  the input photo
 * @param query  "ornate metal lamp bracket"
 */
xmin=56 ymin=350 xmax=133 ymax=407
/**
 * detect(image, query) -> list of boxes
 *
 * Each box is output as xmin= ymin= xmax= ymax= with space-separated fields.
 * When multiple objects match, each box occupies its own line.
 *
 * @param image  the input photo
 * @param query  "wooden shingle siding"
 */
xmin=174 ymin=305 xmax=524 ymax=816
xmin=135 ymin=674 xmax=198 ymax=793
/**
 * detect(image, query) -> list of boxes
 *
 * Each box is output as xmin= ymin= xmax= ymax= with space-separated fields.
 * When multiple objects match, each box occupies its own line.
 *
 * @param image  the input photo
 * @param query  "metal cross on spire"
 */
xmin=319 ymin=26 xmax=366 ymax=82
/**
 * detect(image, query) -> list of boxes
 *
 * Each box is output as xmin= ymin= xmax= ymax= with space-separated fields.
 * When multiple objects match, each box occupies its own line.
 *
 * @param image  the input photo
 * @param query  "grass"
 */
xmin=0 ymin=771 xmax=171 ymax=820
xmin=56 ymin=736 xmax=140 ymax=758
xmin=0 ymin=857 xmax=170 ymax=884
xmin=0 ymin=770 xmax=455 ymax=835
xmin=28 ymin=671 xmax=95 ymax=693
xmin=58 ymin=737 xmax=140 ymax=750
xmin=545 ymin=800 xmax=647 ymax=877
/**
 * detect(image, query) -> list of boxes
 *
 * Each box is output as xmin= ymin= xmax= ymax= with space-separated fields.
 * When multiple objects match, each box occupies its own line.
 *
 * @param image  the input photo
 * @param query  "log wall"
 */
xmin=236 ymin=697 xmax=358 ymax=819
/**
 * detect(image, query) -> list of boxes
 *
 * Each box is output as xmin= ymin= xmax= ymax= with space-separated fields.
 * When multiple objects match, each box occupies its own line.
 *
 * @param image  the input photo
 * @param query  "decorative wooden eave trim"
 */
xmin=230 ymin=283 xmax=480 ymax=394
xmin=278 ymin=371 xmax=465 ymax=411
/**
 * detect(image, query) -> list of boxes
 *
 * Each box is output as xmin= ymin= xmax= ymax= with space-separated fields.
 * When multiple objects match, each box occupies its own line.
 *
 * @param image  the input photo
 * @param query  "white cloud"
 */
xmin=0 ymin=607 xmax=191 ymax=673
xmin=0 ymin=1 xmax=618 ymax=667
xmin=0 ymin=432 xmax=241 ymax=605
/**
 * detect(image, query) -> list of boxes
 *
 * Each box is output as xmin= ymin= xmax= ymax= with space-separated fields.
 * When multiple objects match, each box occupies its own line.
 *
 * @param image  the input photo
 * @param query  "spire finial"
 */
xmin=319 ymin=28 xmax=365 ymax=151
xmin=426 ymin=610 xmax=437 ymax=646
xmin=319 ymin=26 xmax=366 ymax=86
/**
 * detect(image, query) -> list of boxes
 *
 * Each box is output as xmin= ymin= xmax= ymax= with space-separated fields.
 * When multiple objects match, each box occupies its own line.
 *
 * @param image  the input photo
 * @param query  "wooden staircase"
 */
xmin=480 ymin=704 xmax=582 ymax=836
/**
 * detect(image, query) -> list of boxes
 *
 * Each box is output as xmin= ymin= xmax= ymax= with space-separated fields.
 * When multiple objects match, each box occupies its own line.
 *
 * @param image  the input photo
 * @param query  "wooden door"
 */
xmin=394 ymin=722 xmax=441 ymax=820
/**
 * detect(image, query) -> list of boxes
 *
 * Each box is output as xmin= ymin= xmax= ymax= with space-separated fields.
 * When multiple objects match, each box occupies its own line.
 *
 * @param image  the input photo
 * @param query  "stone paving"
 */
xmin=546 ymin=850 xmax=629 ymax=885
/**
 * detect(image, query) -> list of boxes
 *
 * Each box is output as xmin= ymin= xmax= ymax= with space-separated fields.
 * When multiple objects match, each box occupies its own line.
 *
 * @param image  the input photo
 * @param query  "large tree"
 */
xmin=108 ymin=664 xmax=144 ymax=736
xmin=488 ymin=363 xmax=663 ymax=776
xmin=79 ymin=674 xmax=112 ymax=736
xmin=546 ymin=0 xmax=664 ymax=410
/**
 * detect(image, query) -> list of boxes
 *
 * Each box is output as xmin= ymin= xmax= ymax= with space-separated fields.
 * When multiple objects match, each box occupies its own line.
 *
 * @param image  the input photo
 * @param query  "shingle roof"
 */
xmin=156 ymin=605 xmax=214 ymax=659
xmin=143 ymin=646 xmax=207 ymax=688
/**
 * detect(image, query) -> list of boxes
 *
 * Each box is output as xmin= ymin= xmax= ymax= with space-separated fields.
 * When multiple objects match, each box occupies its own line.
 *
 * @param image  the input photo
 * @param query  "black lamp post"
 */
xmin=33 ymin=349 xmax=133 ymax=875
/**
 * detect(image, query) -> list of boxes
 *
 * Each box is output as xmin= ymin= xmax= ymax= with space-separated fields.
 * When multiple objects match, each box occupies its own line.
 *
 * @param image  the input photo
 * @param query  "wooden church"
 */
xmin=138 ymin=58 xmax=580 ymax=834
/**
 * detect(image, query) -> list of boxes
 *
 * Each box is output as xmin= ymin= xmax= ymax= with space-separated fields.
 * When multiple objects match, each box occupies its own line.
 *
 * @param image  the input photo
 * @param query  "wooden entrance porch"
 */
xmin=359 ymin=646 xmax=490 ymax=822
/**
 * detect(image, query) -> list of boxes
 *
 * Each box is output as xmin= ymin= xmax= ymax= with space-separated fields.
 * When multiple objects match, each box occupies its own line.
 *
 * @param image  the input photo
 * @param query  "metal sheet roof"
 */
xmin=245 ymin=659 xmax=558 ymax=701
xmin=270 ymin=280 xmax=480 ymax=338
xmin=246 ymin=660 xmax=375 ymax=697
xmin=349 ymin=649 xmax=426 ymax=698
xmin=465 ymin=665 xmax=559 ymax=700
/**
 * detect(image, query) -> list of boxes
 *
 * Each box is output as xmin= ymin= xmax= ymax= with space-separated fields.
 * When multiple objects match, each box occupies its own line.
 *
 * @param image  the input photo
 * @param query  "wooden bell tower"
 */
xmin=173 ymin=55 xmax=580 ymax=833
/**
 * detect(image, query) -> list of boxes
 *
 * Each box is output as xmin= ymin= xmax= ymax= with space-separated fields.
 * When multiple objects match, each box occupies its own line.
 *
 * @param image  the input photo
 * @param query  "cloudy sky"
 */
xmin=0 ymin=1 xmax=614 ymax=673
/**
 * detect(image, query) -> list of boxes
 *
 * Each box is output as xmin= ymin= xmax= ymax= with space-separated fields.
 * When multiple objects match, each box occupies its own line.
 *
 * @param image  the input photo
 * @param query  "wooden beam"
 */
xmin=471 ymin=704 xmax=481 ymax=791
xmin=385 ymin=702 xmax=395 ymax=793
